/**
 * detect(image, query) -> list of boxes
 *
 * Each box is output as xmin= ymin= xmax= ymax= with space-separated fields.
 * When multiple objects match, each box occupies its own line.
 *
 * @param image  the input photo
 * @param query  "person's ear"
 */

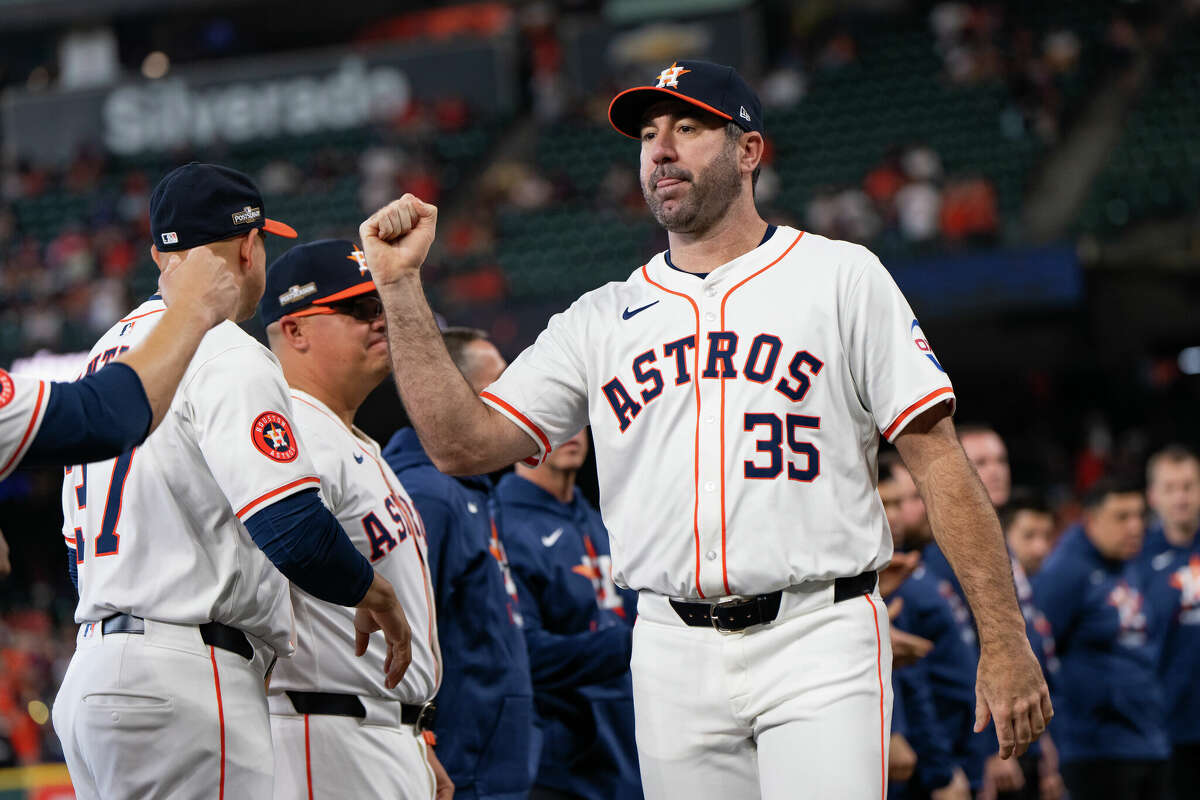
xmin=238 ymin=230 xmax=259 ymax=272
xmin=150 ymin=244 xmax=163 ymax=271
xmin=278 ymin=316 xmax=311 ymax=353
xmin=740 ymin=131 xmax=765 ymax=176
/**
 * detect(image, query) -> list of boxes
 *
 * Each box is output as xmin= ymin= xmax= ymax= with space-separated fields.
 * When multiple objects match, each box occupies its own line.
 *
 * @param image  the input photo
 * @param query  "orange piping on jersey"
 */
xmin=641 ymin=265 xmax=706 ymax=599
xmin=304 ymin=714 xmax=314 ymax=800
xmin=716 ymin=231 xmax=805 ymax=594
xmin=864 ymin=594 xmax=886 ymax=799
xmin=210 ymin=646 xmax=227 ymax=800
xmin=235 ymin=476 xmax=321 ymax=519
xmin=0 ymin=379 xmax=45 ymax=478
xmin=882 ymin=387 xmax=955 ymax=441
xmin=117 ymin=308 xmax=166 ymax=324
xmin=479 ymin=391 xmax=552 ymax=460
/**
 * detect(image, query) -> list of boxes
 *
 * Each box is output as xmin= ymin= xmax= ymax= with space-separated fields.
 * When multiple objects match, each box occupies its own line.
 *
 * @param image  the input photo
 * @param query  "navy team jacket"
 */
xmin=894 ymin=563 xmax=990 ymax=787
xmin=496 ymin=473 xmax=643 ymax=800
xmin=1138 ymin=522 xmax=1200 ymax=747
xmin=383 ymin=429 xmax=537 ymax=800
xmin=1033 ymin=525 xmax=1169 ymax=763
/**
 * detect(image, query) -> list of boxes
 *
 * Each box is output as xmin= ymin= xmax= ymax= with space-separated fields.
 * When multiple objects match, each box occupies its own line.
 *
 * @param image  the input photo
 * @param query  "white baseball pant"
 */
xmin=631 ymin=582 xmax=893 ymax=800
xmin=269 ymin=695 xmax=437 ymax=799
xmin=53 ymin=619 xmax=276 ymax=800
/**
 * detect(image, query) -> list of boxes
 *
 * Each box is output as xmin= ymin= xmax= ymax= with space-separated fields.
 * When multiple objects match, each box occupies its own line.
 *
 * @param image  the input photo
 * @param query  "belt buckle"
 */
xmin=415 ymin=700 xmax=437 ymax=732
xmin=710 ymin=595 xmax=747 ymax=633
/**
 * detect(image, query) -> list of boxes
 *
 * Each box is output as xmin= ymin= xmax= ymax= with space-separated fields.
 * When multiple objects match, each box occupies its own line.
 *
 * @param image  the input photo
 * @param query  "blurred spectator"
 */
xmin=958 ymin=424 xmax=1011 ymax=508
xmin=939 ymin=175 xmax=998 ymax=244
xmin=1035 ymin=477 xmax=1169 ymax=800
xmin=1139 ymin=446 xmax=1200 ymax=800
xmin=498 ymin=430 xmax=642 ymax=800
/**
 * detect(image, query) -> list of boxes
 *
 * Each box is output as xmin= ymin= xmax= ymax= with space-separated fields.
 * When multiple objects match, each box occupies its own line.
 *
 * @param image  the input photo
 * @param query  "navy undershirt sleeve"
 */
xmin=243 ymin=488 xmax=374 ymax=606
xmin=67 ymin=548 xmax=78 ymax=594
xmin=27 ymin=363 xmax=152 ymax=466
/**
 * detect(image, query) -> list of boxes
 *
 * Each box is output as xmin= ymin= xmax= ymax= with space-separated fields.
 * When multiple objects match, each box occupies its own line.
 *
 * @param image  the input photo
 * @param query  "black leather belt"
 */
xmin=101 ymin=613 xmax=254 ymax=661
xmin=669 ymin=571 xmax=878 ymax=632
xmin=285 ymin=690 xmax=437 ymax=732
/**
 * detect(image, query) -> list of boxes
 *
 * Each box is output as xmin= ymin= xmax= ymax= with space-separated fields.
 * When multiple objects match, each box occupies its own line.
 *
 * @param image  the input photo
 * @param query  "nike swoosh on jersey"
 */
xmin=541 ymin=527 xmax=564 ymax=547
xmin=353 ymin=453 xmax=364 ymax=464
xmin=622 ymin=301 xmax=660 ymax=320
xmin=467 ymin=502 xmax=479 ymax=514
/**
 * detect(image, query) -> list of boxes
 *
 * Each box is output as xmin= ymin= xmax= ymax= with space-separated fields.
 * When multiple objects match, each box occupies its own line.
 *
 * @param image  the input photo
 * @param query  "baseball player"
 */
xmin=0 ymin=245 xmax=238 ymax=481
xmin=260 ymin=239 xmax=450 ymax=800
xmin=361 ymin=60 xmax=1049 ymax=798
xmin=383 ymin=327 xmax=537 ymax=800
xmin=497 ymin=429 xmax=642 ymax=800
xmin=1034 ymin=477 xmax=1169 ymax=799
xmin=54 ymin=163 xmax=413 ymax=800
xmin=1138 ymin=445 xmax=1200 ymax=800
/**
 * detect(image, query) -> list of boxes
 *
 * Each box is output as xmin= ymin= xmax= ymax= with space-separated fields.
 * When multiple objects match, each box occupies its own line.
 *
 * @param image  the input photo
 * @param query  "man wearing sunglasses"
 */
xmin=260 ymin=238 xmax=452 ymax=799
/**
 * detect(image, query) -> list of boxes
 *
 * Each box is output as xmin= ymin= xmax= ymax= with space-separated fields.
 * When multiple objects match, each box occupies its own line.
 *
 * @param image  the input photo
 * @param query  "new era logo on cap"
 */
xmin=740 ymin=106 xmax=752 ymax=122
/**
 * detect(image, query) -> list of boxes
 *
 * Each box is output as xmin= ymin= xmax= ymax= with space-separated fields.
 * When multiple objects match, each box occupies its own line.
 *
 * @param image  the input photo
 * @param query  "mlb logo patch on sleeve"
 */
xmin=251 ymin=411 xmax=299 ymax=462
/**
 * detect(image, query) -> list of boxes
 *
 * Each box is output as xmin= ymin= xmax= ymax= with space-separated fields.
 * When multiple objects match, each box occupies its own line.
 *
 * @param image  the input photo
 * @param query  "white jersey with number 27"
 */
xmin=62 ymin=297 xmax=322 ymax=654
xmin=481 ymin=227 xmax=954 ymax=599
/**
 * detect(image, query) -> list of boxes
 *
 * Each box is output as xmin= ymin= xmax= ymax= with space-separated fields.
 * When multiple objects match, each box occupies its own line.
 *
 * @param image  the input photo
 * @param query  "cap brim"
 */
xmin=313 ymin=280 xmax=377 ymax=304
xmin=263 ymin=218 xmax=299 ymax=239
xmin=608 ymin=86 xmax=733 ymax=139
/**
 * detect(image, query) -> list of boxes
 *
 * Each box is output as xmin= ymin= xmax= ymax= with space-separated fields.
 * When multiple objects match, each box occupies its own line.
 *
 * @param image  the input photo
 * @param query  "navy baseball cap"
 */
xmin=259 ymin=239 xmax=376 ymax=326
xmin=608 ymin=60 xmax=764 ymax=140
xmin=150 ymin=162 xmax=297 ymax=253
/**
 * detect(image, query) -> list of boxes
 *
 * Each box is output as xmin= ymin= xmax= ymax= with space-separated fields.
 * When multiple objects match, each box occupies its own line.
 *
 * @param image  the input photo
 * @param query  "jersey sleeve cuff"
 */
xmin=235 ymin=476 xmax=322 ymax=521
xmin=479 ymin=391 xmax=551 ymax=467
xmin=0 ymin=379 xmax=49 ymax=481
xmin=882 ymin=386 xmax=956 ymax=442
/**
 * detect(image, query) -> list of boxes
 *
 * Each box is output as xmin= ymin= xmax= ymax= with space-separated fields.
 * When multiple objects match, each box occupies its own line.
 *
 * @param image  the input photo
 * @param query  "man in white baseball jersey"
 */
xmin=260 ymin=239 xmax=452 ymax=800
xmin=54 ymin=163 xmax=413 ymax=800
xmin=360 ymin=61 xmax=1050 ymax=799
xmin=0 ymin=246 xmax=239 ymax=483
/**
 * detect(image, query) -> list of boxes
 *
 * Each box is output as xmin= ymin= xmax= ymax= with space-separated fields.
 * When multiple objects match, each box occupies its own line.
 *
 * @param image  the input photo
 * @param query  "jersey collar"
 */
xmin=645 ymin=224 xmax=801 ymax=298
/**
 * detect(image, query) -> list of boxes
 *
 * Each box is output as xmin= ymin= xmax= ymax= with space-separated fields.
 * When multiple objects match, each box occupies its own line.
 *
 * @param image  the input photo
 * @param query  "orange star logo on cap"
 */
xmin=655 ymin=62 xmax=691 ymax=88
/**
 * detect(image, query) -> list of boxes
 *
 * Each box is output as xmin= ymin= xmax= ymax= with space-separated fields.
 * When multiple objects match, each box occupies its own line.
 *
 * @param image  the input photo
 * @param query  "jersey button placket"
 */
xmin=696 ymin=284 xmax=725 ymax=597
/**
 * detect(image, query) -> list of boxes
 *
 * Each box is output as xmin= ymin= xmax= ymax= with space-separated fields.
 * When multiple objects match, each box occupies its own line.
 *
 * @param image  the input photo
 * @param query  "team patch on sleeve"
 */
xmin=251 ymin=411 xmax=300 ymax=463
xmin=0 ymin=370 xmax=14 ymax=409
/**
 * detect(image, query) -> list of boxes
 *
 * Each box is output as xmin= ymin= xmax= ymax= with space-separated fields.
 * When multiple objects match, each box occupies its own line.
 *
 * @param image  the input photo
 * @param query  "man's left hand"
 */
xmin=974 ymin=636 xmax=1052 ymax=758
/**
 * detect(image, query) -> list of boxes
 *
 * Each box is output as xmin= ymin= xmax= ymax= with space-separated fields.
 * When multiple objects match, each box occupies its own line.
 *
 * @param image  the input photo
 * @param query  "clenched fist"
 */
xmin=359 ymin=194 xmax=438 ymax=286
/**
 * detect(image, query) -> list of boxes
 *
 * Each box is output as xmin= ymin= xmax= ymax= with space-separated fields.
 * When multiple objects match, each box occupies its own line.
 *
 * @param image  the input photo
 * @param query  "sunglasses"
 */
xmin=288 ymin=295 xmax=383 ymax=323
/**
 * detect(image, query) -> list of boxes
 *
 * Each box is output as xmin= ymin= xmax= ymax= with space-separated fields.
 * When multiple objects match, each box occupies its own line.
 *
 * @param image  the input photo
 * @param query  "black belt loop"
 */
xmin=99 ymin=613 xmax=255 ymax=661
xmin=669 ymin=571 xmax=878 ymax=632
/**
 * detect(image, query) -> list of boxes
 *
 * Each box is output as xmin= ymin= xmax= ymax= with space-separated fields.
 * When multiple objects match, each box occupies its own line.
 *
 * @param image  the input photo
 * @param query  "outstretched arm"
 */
xmin=360 ymin=195 xmax=536 ymax=474
xmin=893 ymin=404 xmax=1051 ymax=759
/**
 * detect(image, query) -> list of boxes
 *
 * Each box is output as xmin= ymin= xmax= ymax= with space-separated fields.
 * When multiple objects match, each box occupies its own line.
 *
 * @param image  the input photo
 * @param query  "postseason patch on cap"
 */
xmin=232 ymin=206 xmax=262 ymax=226
xmin=279 ymin=282 xmax=318 ymax=306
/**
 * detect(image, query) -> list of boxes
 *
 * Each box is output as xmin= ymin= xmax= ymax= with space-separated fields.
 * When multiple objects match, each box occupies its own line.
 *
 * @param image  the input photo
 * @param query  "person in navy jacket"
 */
xmin=1034 ymin=476 xmax=1169 ymax=800
xmin=383 ymin=328 xmax=536 ymax=800
xmin=879 ymin=456 xmax=971 ymax=799
xmin=497 ymin=428 xmax=643 ymax=800
xmin=1138 ymin=445 xmax=1200 ymax=800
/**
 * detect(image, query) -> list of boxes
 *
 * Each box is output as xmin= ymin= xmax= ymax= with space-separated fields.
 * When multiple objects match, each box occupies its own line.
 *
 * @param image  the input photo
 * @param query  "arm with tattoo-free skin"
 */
xmin=358 ymin=195 xmax=535 ymax=475
xmin=894 ymin=405 xmax=1052 ymax=759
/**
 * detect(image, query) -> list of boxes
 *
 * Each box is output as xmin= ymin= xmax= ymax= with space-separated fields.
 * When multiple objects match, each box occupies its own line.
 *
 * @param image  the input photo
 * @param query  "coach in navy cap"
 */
xmin=260 ymin=239 xmax=380 ymax=327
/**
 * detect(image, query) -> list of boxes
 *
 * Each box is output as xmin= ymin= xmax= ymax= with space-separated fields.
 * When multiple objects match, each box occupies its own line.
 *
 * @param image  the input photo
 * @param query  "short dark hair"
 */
xmin=956 ymin=423 xmax=1001 ymax=442
xmin=1081 ymin=475 xmax=1144 ymax=511
xmin=1146 ymin=444 xmax=1200 ymax=487
xmin=878 ymin=450 xmax=904 ymax=484
xmin=999 ymin=487 xmax=1051 ymax=531
xmin=726 ymin=122 xmax=761 ymax=193
xmin=442 ymin=326 xmax=489 ymax=377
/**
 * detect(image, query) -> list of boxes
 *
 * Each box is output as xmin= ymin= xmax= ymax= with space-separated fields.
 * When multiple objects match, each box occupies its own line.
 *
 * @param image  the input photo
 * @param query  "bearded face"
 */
xmin=641 ymin=131 xmax=745 ymax=235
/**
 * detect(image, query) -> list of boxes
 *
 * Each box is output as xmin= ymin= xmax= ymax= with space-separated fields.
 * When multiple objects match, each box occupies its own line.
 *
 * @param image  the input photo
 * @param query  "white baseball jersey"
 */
xmin=482 ymin=227 xmax=954 ymax=599
xmin=269 ymin=390 xmax=441 ymax=704
xmin=61 ymin=297 xmax=322 ymax=654
xmin=0 ymin=368 xmax=50 ymax=481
